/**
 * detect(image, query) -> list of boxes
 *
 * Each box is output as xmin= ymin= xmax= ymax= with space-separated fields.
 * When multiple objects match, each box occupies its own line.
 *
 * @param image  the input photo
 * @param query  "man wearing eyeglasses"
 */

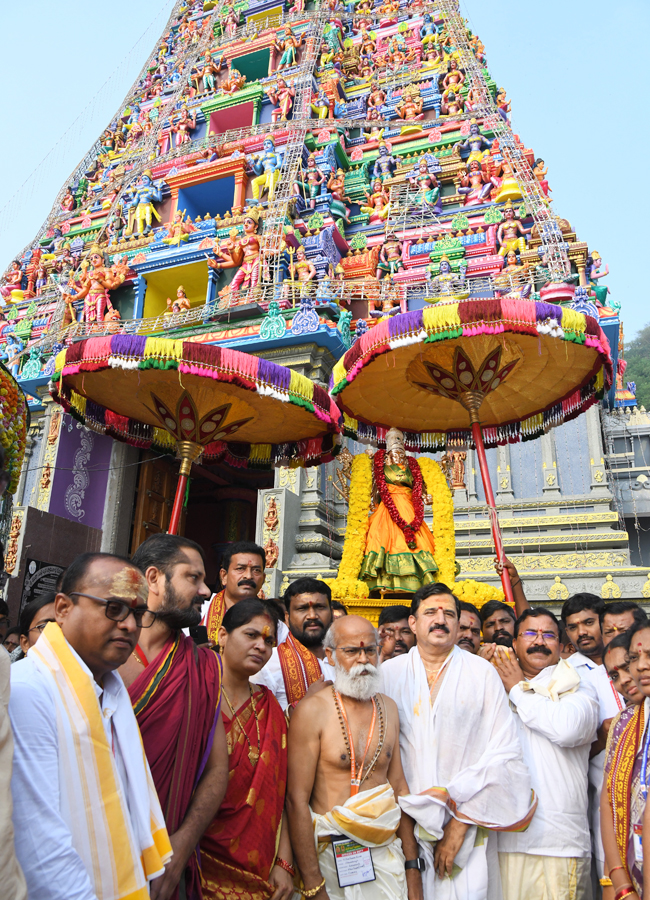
xmin=9 ymin=552 xmax=173 ymax=900
xmin=492 ymin=607 xmax=599 ymax=900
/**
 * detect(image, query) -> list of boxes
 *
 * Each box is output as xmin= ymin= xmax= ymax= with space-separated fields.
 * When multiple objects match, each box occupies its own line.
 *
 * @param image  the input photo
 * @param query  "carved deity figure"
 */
xmin=425 ymin=255 xmax=468 ymax=301
xmin=208 ymin=208 xmax=262 ymax=293
xmin=496 ymin=200 xmax=531 ymax=257
xmin=266 ymin=78 xmax=295 ymax=123
xmin=61 ymin=245 xmax=127 ymax=324
xmin=293 ymin=155 xmax=326 ymax=210
xmin=248 ymin=136 xmax=282 ymax=203
xmin=126 ymin=170 xmax=164 ymax=236
xmin=361 ymin=179 xmax=391 ymax=223
xmin=376 ymin=233 xmax=404 ymax=280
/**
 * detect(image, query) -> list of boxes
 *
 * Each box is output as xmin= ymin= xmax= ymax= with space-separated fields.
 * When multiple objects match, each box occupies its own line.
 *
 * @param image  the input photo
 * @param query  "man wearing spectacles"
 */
xmin=287 ymin=615 xmax=422 ymax=900
xmin=9 ymin=552 xmax=173 ymax=900
xmin=492 ymin=607 xmax=599 ymax=900
xmin=120 ymin=534 xmax=229 ymax=900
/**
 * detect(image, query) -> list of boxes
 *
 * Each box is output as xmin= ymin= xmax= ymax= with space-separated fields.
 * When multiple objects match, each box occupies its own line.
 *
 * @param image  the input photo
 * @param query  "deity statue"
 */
xmin=375 ymin=0 xmax=399 ymax=27
xmin=162 ymin=210 xmax=197 ymax=246
xmin=171 ymin=106 xmax=196 ymax=147
xmin=311 ymin=91 xmax=330 ymax=120
xmin=367 ymin=81 xmax=387 ymax=111
xmin=207 ymin=208 xmax=262 ymax=293
xmin=283 ymin=246 xmax=317 ymax=299
xmin=61 ymin=187 xmax=76 ymax=212
xmin=453 ymin=119 xmax=493 ymax=162
xmin=496 ymin=199 xmax=531 ymax=257
xmin=408 ymin=158 xmax=442 ymax=213
xmin=360 ymin=428 xmax=437 ymax=593
xmin=441 ymin=58 xmax=465 ymax=91
xmin=220 ymin=66 xmax=246 ymax=96
xmin=372 ymin=140 xmax=397 ymax=181
xmin=248 ymin=135 xmax=282 ymax=204
xmin=450 ymin=450 xmax=467 ymax=489
xmin=425 ymin=255 xmax=468 ymax=301
xmin=266 ymin=78 xmax=295 ymax=123
xmin=494 ymin=250 xmax=531 ymax=298
xmin=61 ymin=245 xmax=127 ymax=324
xmin=422 ymin=45 xmax=444 ymax=70
xmin=440 ymin=88 xmax=464 ymax=117
xmin=492 ymin=157 xmax=523 ymax=204
xmin=376 ymin=233 xmax=404 ymax=280
xmin=34 ymin=263 xmax=48 ymax=297
xmin=363 ymin=107 xmax=384 ymax=142
xmin=0 ymin=261 xmax=23 ymax=303
xmin=457 ymin=159 xmax=497 ymax=206
xmin=126 ymin=170 xmax=165 ymax=236
xmin=221 ymin=3 xmax=240 ymax=38
xmin=361 ymin=178 xmax=391 ymax=223
xmin=107 ymin=205 xmax=127 ymax=246
xmin=293 ymin=155 xmax=326 ymax=210
xmin=419 ymin=14 xmax=438 ymax=47
xmin=533 ymin=158 xmax=551 ymax=198
xmin=275 ymin=25 xmax=304 ymax=70
xmin=1 ymin=333 xmax=24 ymax=378
xmin=396 ymin=86 xmax=424 ymax=132
xmin=383 ymin=36 xmax=414 ymax=73
xmin=587 ymin=251 xmax=610 ymax=306
xmin=327 ymin=169 xmax=353 ymax=224
xmin=496 ymin=87 xmax=511 ymax=121
xmin=165 ymin=285 xmax=191 ymax=315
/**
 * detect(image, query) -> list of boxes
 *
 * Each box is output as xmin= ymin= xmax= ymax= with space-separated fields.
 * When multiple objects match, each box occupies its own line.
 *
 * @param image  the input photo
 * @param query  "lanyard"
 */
xmin=608 ymin=675 xmax=624 ymax=712
xmin=641 ymin=709 xmax=650 ymax=801
xmin=334 ymin=690 xmax=378 ymax=795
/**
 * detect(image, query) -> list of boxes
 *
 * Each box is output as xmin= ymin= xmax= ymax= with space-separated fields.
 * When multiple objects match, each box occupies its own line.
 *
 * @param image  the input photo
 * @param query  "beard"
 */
xmin=154 ymin=578 xmax=203 ymax=630
xmin=493 ymin=630 xmax=514 ymax=648
xmin=289 ymin=619 xmax=327 ymax=649
xmin=334 ymin=660 xmax=382 ymax=701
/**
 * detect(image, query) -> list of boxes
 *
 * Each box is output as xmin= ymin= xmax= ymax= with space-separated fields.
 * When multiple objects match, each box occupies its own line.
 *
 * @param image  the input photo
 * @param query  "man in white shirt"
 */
xmin=9 ymin=552 xmax=171 ymax=900
xmin=252 ymin=577 xmax=334 ymax=709
xmin=561 ymin=594 xmax=625 ymax=888
xmin=493 ymin=606 xmax=599 ymax=900
xmin=382 ymin=583 xmax=535 ymax=900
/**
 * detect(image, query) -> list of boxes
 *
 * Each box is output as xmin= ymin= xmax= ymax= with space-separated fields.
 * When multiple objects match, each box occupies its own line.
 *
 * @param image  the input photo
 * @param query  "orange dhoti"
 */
xmin=360 ymin=480 xmax=437 ymax=593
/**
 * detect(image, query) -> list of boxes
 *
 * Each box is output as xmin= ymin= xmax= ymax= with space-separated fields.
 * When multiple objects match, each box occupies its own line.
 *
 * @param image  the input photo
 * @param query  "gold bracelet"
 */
xmin=600 ymin=877 xmax=613 ymax=887
xmin=301 ymin=878 xmax=326 ymax=897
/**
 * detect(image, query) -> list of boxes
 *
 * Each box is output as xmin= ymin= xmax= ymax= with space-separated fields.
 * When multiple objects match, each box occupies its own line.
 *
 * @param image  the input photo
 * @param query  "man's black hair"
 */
xmin=284 ymin=577 xmax=332 ymax=609
xmin=479 ymin=599 xmax=516 ymax=625
xmin=459 ymin=600 xmax=480 ymax=619
xmin=219 ymin=541 xmax=266 ymax=572
xmin=19 ymin=593 xmax=57 ymax=636
xmin=60 ymin=552 xmax=136 ymax=597
xmin=378 ymin=605 xmax=411 ymax=628
xmin=514 ymin=607 xmax=560 ymax=639
xmin=331 ymin=600 xmax=348 ymax=615
xmin=0 ymin=599 xmax=8 ymax=619
xmin=4 ymin=626 xmax=20 ymax=640
xmin=604 ymin=631 xmax=633 ymax=658
xmin=410 ymin=582 xmax=460 ymax=618
xmin=132 ymin=534 xmax=205 ymax=577
xmin=600 ymin=601 xmax=647 ymax=628
xmin=560 ymin=593 xmax=605 ymax=624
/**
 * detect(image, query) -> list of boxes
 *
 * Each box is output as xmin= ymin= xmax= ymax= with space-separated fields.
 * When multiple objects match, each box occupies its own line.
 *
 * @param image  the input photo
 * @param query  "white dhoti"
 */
xmin=311 ymin=783 xmax=407 ymax=900
xmin=382 ymin=647 xmax=537 ymax=900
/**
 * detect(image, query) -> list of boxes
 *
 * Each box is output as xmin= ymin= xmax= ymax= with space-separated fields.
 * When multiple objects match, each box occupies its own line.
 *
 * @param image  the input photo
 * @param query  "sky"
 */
xmin=0 ymin=0 xmax=647 ymax=340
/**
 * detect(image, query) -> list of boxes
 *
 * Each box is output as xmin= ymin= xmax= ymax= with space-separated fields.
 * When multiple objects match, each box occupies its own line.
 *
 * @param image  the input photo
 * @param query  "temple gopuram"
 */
xmin=1 ymin=0 xmax=647 ymax=618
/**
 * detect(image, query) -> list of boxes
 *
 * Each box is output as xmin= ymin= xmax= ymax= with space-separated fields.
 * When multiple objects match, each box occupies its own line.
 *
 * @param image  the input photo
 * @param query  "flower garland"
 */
xmin=418 ymin=457 xmax=456 ymax=585
xmin=326 ymin=453 xmax=372 ymax=603
xmin=0 ymin=366 xmax=28 ymax=494
xmin=454 ymin=579 xmax=505 ymax=609
xmin=373 ymin=449 xmax=423 ymax=549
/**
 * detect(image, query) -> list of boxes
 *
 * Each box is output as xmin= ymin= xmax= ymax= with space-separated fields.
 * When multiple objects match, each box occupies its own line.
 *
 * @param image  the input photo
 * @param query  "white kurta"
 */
xmin=568 ymin=652 xmax=623 ymax=875
xmin=382 ymin=646 xmax=535 ymax=900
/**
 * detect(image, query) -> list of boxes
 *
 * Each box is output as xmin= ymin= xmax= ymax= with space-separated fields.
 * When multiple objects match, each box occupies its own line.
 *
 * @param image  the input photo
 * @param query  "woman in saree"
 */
xmin=360 ymin=427 xmax=437 ymax=593
xmin=201 ymin=599 xmax=294 ymax=900
xmin=600 ymin=622 xmax=650 ymax=900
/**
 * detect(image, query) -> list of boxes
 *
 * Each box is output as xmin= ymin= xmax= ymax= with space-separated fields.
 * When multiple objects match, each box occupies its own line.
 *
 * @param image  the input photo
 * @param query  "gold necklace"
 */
xmin=223 ymin=684 xmax=261 ymax=766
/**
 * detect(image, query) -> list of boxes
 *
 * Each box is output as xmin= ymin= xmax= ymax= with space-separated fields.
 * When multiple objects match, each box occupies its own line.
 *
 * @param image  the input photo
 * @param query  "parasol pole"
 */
xmin=168 ymin=441 xmax=203 ymax=535
xmin=459 ymin=391 xmax=514 ymax=606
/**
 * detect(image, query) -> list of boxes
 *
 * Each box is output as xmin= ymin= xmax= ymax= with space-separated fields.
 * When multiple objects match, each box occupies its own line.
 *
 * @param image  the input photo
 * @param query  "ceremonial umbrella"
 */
xmin=50 ymin=336 xmax=341 ymax=534
xmin=330 ymin=299 xmax=613 ymax=602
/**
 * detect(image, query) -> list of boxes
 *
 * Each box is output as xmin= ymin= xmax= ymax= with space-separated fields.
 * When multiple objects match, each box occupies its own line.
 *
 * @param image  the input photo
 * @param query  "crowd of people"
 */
xmin=0 ymin=532 xmax=649 ymax=900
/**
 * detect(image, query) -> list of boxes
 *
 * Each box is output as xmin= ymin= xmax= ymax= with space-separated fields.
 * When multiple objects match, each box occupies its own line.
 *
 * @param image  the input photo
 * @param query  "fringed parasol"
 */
xmin=330 ymin=299 xmax=613 ymax=602
xmin=50 ymin=336 xmax=341 ymax=533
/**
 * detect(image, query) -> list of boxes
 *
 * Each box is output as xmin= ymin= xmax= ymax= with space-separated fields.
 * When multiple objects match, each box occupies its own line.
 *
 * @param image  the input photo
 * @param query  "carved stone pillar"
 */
xmin=585 ymin=405 xmax=611 ymax=497
xmin=100 ymin=442 xmax=139 ymax=555
xmin=541 ymin=432 xmax=561 ymax=496
xmin=496 ymin=444 xmax=514 ymax=499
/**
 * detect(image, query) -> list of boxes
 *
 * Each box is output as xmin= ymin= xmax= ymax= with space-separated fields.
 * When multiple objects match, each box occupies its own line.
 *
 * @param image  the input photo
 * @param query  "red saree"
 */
xmin=201 ymin=685 xmax=287 ymax=900
xmin=129 ymin=634 xmax=222 ymax=900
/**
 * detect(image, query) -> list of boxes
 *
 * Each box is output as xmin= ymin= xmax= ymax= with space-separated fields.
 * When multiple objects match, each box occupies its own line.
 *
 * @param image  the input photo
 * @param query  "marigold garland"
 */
xmin=326 ymin=453 xmax=372 ymax=603
xmin=373 ymin=449 xmax=424 ymax=549
xmin=454 ymin=579 xmax=505 ymax=608
xmin=418 ymin=457 xmax=456 ymax=586
xmin=0 ymin=365 xmax=28 ymax=494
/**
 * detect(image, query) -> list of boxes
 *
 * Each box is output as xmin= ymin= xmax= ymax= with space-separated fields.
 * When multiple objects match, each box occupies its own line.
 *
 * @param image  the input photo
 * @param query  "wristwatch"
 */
xmin=404 ymin=858 xmax=425 ymax=872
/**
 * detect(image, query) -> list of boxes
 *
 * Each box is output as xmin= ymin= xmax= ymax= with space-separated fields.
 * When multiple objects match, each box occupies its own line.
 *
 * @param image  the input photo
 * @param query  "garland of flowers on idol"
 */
xmin=418 ymin=457 xmax=455 ymax=585
xmin=373 ymin=449 xmax=424 ymax=550
xmin=326 ymin=453 xmax=373 ymax=603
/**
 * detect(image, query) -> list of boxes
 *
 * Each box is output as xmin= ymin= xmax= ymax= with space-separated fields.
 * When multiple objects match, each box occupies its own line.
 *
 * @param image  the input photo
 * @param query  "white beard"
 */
xmin=333 ymin=661 xmax=381 ymax=701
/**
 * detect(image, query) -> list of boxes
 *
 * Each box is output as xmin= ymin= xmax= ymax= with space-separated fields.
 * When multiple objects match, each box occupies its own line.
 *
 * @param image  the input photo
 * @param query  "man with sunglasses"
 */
xmin=9 ymin=552 xmax=173 ymax=900
xmin=492 ymin=607 xmax=599 ymax=900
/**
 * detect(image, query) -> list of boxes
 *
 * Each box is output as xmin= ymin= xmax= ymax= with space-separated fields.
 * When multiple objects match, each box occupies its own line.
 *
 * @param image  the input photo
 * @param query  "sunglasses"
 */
xmin=68 ymin=593 xmax=156 ymax=628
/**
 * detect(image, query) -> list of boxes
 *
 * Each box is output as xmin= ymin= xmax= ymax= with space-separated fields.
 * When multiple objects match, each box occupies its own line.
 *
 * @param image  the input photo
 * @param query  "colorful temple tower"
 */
xmin=2 ymin=0 xmax=647 ymax=615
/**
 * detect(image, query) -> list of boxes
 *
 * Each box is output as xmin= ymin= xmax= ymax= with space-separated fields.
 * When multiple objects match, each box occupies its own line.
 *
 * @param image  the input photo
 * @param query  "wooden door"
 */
xmin=130 ymin=452 xmax=183 ymax=553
